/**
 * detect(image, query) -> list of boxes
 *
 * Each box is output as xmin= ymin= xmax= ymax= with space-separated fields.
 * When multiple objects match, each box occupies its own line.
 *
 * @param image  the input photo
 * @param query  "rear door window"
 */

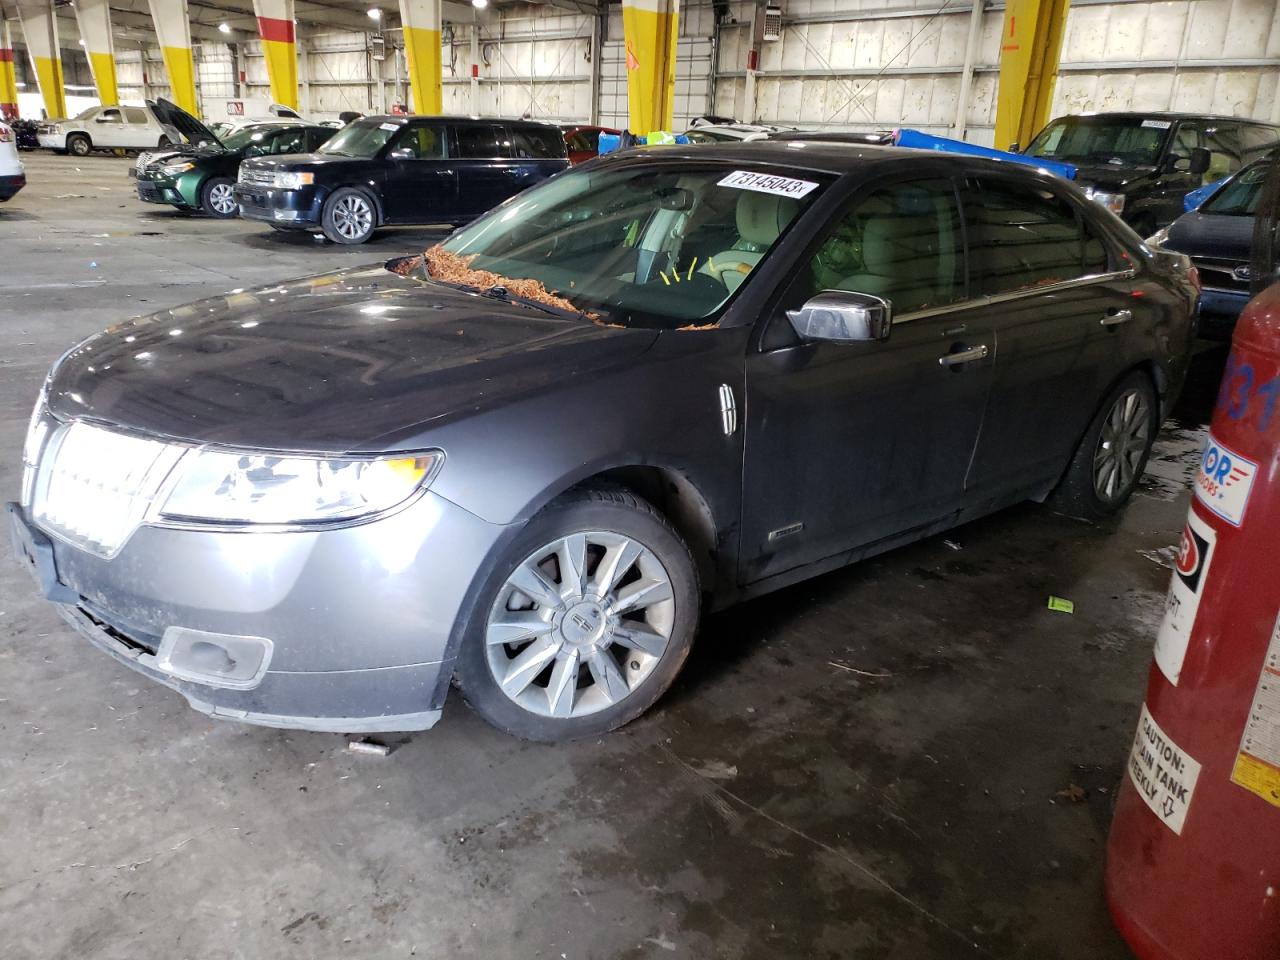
xmin=1240 ymin=124 xmax=1279 ymax=163
xmin=509 ymin=125 xmax=567 ymax=159
xmin=967 ymin=178 xmax=1104 ymax=295
xmin=453 ymin=124 xmax=510 ymax=159
xmin=123 ymin=107 xmax=148 ymax=125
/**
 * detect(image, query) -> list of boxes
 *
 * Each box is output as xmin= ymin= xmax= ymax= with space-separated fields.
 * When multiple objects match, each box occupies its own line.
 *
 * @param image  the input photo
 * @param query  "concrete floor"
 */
xmin=0 ymin=152 xmax=1228 ymax=960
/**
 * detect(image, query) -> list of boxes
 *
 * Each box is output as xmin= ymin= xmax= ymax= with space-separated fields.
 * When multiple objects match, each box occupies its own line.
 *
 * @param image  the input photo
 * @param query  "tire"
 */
xmin=66 ymin=133 xmax=91 ymax=157
xmin=200 ymin=177 xmax=237 ymax=218
xmin=320 ymin=187 xmax=376 ymax=244
xmin=157 ymin=136 xmax=172 ymax=148
xmin=456 ymin=486 xmax=700 ymax=742
xmin=1050 ymin=371 xmax=1159 ymax=520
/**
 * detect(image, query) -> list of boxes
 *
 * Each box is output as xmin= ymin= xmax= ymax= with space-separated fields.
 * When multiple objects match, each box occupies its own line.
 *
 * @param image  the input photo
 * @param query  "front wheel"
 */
xmin=67 ymin=133 xmax=91 ymax=157
xmin=456 ymin=487 xmax=700 ymax=742
xmin=200 ymin=177 xmax=237 ymax=218
xmin=320 ymin=187 xmax=376 ymax=244
xmin=1050 ymin=371 xmax=1159 ymax=520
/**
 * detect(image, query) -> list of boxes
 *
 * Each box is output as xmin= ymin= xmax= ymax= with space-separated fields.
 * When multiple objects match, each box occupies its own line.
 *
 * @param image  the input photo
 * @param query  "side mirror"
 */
xmin=1009 ymin=141 xmax=1021 ymax=153
xmin=388 ymin=147 xmax=414 ymax=160
xmin=786 ymin=290 xmax=892 ymax=344
xmin=1189 ymin=147 xmax=1212 ymax=176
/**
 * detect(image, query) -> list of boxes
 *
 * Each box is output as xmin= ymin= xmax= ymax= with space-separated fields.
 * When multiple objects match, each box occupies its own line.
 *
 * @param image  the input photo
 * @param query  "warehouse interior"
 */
xmin=3 ymin=0 xmax=1280 ymax=957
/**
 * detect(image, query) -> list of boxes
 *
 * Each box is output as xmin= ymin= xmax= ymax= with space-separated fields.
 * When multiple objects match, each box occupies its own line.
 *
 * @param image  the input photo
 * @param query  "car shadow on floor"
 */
xmin=232 ymin=224 xmax=454 ymax=253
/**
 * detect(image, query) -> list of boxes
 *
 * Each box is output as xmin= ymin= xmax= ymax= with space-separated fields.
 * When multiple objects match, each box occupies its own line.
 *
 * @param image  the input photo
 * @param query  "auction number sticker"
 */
xmin=1126 ymin=703 xmax=1202 ymax=835
xmin=1153 ymin=509 xmax=1217 ymax=686
xmin=1231 ymin=612 xmax=1280 ymax=809
xmin=717 ymin=171 xmax=819 ymax=199
xmin=1141 ymin=119 xmax=1172 ymax=129
xmin=1194 ymin=434 xmax=1257 ymax=526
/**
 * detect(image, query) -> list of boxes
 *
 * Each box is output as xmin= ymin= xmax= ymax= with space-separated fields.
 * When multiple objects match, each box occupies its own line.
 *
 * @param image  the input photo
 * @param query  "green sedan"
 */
xmin=135 ymin=123 xmax=336 ymax=218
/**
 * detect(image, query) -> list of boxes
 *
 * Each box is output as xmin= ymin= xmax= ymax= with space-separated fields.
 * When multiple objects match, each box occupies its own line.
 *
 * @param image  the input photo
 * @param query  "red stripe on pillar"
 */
xmin=0 ymin=49 xmax=15 ymax=63
xmin=256 ymin=16 xmax=295 ymax=44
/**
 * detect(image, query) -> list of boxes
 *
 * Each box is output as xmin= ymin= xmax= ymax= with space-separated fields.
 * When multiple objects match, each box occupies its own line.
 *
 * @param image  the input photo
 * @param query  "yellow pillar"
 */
xmin=74 ymin=0 xmax=120 ymax=106
xmin=146 ymin=0 xmax=199 ymax=116
xmin=252 ymin=0 xmax=298 ymax=109
xmin=622 ymin=0 xmax=679 ymax=135
xmin=397 ymin=0 xmax=442 ymax=114
xmin=994 ymin=0 xmax=1070 ymax=150
xmin=0 ymin=20 xmax=19 ymax=120
xmin=19 ymin=1 xmax=66 ymax=119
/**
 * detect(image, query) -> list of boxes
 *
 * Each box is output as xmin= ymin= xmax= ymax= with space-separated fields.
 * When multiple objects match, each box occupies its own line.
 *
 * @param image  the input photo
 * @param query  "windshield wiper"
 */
xmin=483 ymin=285 xmax=587 ymax=321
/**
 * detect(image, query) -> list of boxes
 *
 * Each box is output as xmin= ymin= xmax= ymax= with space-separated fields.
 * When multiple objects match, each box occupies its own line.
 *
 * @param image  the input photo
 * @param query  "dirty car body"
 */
xmin=10 ymin=143 xmax=1198 ymax=736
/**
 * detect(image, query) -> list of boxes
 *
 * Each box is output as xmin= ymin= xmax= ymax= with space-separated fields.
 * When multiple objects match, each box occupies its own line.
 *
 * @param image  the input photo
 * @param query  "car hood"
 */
xmin=45 ymin=264 xmax=659 ymax=452
xmin=241 ymin=152 xmax=361 ymax=172
xmin=1162 ymin=210 xmax=1255 ymax=262
xmin=1069 ymin=163 xmax=1154 ymax=191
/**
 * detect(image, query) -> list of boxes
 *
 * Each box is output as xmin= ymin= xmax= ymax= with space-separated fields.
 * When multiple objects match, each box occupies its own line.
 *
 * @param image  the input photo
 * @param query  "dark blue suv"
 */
xmin=233 ymin=116 xmax=569 ymax=244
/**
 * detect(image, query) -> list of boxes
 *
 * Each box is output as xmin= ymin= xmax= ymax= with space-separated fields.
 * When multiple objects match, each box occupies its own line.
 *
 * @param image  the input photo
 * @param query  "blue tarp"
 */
xmin=892 ymin=128 xmax=1078 ymax=181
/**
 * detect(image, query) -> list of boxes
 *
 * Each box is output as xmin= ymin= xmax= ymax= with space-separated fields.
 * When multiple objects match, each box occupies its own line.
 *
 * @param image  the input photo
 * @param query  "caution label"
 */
xmin=1126 ymin=703 xmax=1202 ymax=835
xmin=1153 ymin=510 xmax=1217 ymax=686
xmin=1231 ymin=612 xmax=1280 ymax=809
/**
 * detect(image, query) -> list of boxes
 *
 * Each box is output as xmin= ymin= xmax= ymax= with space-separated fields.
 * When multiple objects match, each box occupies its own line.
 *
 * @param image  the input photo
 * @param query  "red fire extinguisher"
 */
xmin=1105 ymin=260 xmax=1280 ymax=952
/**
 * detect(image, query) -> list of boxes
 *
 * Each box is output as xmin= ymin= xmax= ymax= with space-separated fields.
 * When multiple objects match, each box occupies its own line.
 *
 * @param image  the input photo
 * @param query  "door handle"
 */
xmin=938 ymin=344 xmax=989 ymax=367
xmin=1101 ymin=308 xmax=1133 ymax=327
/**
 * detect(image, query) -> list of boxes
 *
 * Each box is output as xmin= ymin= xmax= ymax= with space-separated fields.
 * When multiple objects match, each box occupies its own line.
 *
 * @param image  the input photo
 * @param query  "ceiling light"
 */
xmin=472 ymin=0 xmax=488 ymax=8
xmin=367 ymin=7 xmax=381 ymax=19
xmin=218 ymin=22 xmax=231 ymax=33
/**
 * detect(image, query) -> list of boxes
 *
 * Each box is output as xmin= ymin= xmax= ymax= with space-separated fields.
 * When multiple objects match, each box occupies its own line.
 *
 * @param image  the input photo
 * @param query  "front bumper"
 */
xmin=233 ymin=182 xmax=324 ymax=228
xmin=36 ymin=132 xmax=64 ymax=150
xmin=1197 ymin=286 xmax=1251 ymax=337
xmin=0 ymin=172 xmax=24 ymax=201
xmin=8 ymin=492 xmax=509 ymax=733
xmin=136 ymin=176 xmax=187 ymax=206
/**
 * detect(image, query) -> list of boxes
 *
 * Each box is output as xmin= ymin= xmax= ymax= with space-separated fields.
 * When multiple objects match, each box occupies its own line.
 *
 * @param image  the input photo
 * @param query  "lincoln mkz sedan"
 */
xmin=9 ymin=143 xmax=1198 ymax=741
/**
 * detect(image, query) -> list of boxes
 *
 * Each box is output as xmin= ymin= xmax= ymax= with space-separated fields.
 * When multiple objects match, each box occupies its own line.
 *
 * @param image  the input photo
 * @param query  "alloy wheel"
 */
xmin=209 ymin=182 xmax=235 ymax=216
xmin=333 ymin=194 xmax=373 ymax=240
xmin=1093 ymin=388 xmax=1152 ymax=503
xmin=485 ymin=531 xmax=676 ymax=719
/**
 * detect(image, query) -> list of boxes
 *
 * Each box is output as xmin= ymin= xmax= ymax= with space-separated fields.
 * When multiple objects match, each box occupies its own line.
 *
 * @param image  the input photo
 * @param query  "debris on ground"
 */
xmin=1052 ymin=783 xmax=1088 ymax=804
xmin=1139 ymin=544 xmax=1179 ymax=570
xmin=691 ymin=760 xmax=738 ymax=780
xmin=1047 ymin=596 xmax=1075 ymax=614
xmin=347 ymin=738 xmax=391 ymax=757
xmin=942 ymin=539 xmax=962 ymax=550
xmin=828 ymin=661 xmax=893 ymax=678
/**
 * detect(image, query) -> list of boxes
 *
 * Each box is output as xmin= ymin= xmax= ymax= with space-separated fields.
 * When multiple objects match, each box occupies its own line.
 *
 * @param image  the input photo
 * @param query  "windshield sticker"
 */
xmin=717 ymin=171 xmax=819 ymax=199
xmin=1142 ymin=119 xmax=1172 ymax=129
xmin=379 ymin=122 xmax=401 ymax=131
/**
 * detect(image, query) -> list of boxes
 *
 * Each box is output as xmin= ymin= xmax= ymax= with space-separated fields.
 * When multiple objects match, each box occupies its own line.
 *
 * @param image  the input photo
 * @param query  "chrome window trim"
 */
xmin=891 ymin=268 xmax=1138 ymax=325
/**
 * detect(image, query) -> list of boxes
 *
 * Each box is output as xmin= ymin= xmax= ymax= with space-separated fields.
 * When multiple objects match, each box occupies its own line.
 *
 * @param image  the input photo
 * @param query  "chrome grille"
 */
xmin=135 ymin=152 xmax=152 ymax=173
xmin=1191 ymin=257 xmax=1250 ymax=292
xmin=30 ymin=420 xmax=185 ymax=558
xmin=240 ymin=165 xmax=274 ymax=186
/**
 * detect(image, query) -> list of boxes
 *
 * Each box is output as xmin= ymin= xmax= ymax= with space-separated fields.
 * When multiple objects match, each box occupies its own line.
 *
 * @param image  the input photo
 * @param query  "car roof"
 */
xmin=359 ymin=114 xmax=563 ymax=130
xmin=612 ymin=140 xmax=1061 ymax=179
xmin=1054 ymin=111 xmax=1280 ymax=126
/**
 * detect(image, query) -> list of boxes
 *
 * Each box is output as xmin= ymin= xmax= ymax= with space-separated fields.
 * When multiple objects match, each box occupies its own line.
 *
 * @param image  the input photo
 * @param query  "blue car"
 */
xmin=1150 ymin=158 xmax=1269 ymax=334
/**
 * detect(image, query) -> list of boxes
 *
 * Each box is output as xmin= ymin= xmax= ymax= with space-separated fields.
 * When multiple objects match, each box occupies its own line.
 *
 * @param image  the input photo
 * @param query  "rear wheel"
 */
xmin=1050 ymin=371 xmax=1158 ymax=519
xmin=67 ymin=133 xmax=91 ymax=157
xmin=456 ymin=487 xmax=700 ymax=742
xmin=320 ymin=188 xmax=376 ymax=244
xmin=200 ymin=177 xmax=237 ymax=218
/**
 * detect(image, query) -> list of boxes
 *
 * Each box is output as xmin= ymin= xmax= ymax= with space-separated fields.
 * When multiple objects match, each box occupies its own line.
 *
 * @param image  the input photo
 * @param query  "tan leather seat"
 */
xmin=702 ymin=191 xmax=799 ymax=292
xmin=836 ymin=195 xmax=953 ymax=313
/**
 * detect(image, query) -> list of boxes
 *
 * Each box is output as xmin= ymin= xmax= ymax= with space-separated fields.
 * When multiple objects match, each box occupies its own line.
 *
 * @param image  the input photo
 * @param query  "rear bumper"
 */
xmin=0 ymin=172 xmax=24 ymax=201
xmin=233 ymin=182 xmax=324 ymax=228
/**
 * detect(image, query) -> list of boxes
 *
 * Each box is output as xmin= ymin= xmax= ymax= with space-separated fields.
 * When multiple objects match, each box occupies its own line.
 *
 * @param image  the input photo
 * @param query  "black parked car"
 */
xmin=1151 ymin=153 xmax=1275 ymax=334
xmin=233 ymin=115 xmax=569 ymax=244
xmin=1022 ymin=112 xmax=1280 ymax=236
xmin=136 ymin=122 xmax=335 ymax=218
xmin=11 ymin=118 xmax=40 ymax=151
xmin=11 ymin=143 xmax=1198 ymax=740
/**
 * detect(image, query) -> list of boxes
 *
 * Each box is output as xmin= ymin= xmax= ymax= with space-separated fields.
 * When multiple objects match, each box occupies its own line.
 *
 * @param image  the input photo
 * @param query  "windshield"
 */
xmin=75 ymin=107 xmax=98 ymax=120
xmin=221 ymin=125 xmax=283 ymax=151
xmin=1202 ymin=161 xmax=1270 ymax=216
xmin=319 ymin=118 xmax=402 ymax=158
xmin=1026 ymin=116 xmax=1171 ymax=166
xmin=431 ymin=163 xmax=826 ymax=329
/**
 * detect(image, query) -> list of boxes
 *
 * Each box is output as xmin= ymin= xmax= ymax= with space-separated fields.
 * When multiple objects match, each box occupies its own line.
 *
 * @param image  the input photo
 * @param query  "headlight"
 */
xmin=273 ymin=171 xmax=315 ymax=189
xmin=159 ymin=450 xmax=442 ymax=525
xmin=162 ymin=162 xmax=194 ymax=175
xmin=1085 ymin=188 xmax=1126 ymax=215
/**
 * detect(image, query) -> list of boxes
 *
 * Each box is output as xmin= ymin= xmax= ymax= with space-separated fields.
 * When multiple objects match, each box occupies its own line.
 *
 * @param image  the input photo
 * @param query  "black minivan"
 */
xmin=1022 ymin=112 xmax=1280 ymax=236
xmin=233 ymin=115 xmax=569 ymax=244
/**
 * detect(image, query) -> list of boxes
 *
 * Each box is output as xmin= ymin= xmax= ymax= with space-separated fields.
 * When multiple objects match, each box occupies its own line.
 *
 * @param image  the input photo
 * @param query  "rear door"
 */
xmin=92 ymin=108 xmax=128 ymax=147
xmin=451 ymin=123 xmax=515 ymax=219
xmin=740 ymin=175 xmax=996 ymax=582
xmin=381 ymin=120 xmax=455 ymax=223
xmin=508 ymin=124 xmax=569 ymax=186
xmin=961 ymin=173 xmax=1139 ymax=498
xmin=122 ymin=107 xmax=153 ymax=147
